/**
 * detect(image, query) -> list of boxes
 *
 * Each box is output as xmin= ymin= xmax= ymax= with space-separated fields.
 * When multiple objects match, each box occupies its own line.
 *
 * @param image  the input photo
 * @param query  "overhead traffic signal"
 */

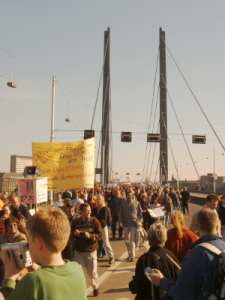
xmin=95 ymin=168 xmax=102 ymax=175
xmin=84 ymin=130 xmax=95 ymax=139
xmin=192 ymin=135 xmax=206 ymax=144
xmin=121 ymin=132 xmax=132 ymax=142
xmin=147 ymin=133 xmax=161 ymax=142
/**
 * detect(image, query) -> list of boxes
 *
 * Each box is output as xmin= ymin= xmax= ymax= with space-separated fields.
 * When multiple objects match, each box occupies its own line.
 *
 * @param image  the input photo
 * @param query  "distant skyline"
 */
xmin=1 ymin=1 xmax=225 ymax=181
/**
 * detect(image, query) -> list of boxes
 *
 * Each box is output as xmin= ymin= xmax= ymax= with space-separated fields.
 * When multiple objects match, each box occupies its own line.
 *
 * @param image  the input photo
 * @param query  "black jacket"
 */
xmin=218 ymin=202 xmax=225 ymax=225
xmin=92 ymin=206 xmax=112 ymax=228
xmin=71 ymin=216 xmax=102 ymax=252
xmin=129 ymin=246 xmax=179 ymax=300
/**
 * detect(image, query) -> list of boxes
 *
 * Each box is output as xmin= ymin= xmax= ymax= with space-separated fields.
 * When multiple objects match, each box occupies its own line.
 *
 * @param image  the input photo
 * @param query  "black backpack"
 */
xmin=199 ymin=243 xmax=225 ymax=300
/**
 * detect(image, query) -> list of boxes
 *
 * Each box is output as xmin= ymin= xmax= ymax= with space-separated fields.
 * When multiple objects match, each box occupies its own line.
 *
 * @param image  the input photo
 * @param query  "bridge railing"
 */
xmin=190 ymin=192 xmax=207 ymax=206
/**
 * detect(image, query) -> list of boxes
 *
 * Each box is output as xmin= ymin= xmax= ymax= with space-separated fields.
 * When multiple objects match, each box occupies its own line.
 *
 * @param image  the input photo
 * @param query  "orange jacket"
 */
xmin=165 ymin=226 xmax=198 ymax=261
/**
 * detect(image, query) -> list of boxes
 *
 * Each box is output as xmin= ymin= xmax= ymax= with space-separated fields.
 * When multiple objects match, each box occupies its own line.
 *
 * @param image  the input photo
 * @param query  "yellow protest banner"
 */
xmin=32 ymin=138 xmax=95 ymax=191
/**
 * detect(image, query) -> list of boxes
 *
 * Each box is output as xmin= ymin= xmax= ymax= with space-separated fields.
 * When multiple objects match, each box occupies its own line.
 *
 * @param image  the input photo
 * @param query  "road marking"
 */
xmin=112 ymin=266 xmax=134 ymax=271
xmin=110 ymin=270 xmax=132 ymax=274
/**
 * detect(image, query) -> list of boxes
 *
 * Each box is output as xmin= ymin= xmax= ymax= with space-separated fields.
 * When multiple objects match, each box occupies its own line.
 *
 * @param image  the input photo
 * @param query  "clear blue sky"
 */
xmin=1 ymin=0 xmax=225 ymax=181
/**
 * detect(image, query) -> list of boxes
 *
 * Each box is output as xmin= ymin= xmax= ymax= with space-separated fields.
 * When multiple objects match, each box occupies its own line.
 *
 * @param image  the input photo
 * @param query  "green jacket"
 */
xmin=2 ymin=261 xmax=87 ymax=300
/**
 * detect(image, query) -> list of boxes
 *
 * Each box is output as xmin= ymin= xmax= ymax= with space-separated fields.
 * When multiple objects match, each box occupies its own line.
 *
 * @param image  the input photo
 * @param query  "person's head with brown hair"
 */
xmin=196 ymin=207 xmax=220 ymax=236
xmin=171 ymin=210 xmax=185 ymax=239
xmin=205 ymin=194 xmax=219 ymax=210
xmin=10 ymin=195 xmax=21 ymax=209
xmin=95 ymin=194 xmax=106 ymax=208
xmin=4 ymin=215 xmax=27 ymax=243
xmin=151 ymin=193 xmax=159 ymax=205
xmin=4 ymin=216 xmax=20 ymax=237
xmin=79 ymin=203 xmax=92 ymax=221
xmin=27 ymin=207 xmax=70 ymax=265
xmin=0 ymin=205 xmax=11 ymax=220
xmin=62 ymin=201 xmax=75 ymax=220
xmin=220 ymin=194 xmax=225 ymax=206
xmin=140 ymin=192 xmax=148 ymax=200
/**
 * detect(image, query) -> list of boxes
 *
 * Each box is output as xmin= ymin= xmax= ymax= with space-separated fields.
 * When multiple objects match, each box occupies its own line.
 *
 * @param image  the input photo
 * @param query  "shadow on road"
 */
xmin=104 ymin=288 xmax=130 ymax=294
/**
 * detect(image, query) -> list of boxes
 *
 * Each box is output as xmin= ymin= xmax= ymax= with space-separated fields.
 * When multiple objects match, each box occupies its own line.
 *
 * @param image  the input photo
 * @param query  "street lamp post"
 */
xmin=125 ymin=172 xmax=130 ymax=183
xmin=136 ymin=173 xmax=141 ymax=183
xmin=213 ymin=147 xmax=216 ymax=194
xmin=49 ymin=76 xmax=56 ymax=205
xmin=50 ymin=76 xmax=56 ymax=142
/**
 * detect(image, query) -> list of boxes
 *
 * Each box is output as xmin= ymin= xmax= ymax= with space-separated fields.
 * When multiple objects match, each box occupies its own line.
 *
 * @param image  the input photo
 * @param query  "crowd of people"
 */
xmin=0 ymin=184 xmax=224 ymax=300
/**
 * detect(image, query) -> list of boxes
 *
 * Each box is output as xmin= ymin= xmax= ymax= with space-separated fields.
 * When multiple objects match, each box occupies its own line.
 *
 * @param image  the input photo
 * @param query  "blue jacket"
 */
xmin=159 ymin=234 xmax=225 ymax=300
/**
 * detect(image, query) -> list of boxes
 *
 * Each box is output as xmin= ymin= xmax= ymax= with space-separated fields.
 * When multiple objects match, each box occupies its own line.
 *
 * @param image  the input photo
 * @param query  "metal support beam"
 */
xmin=101 ymin=27 xmax=111 ymax=185
xmin=50 ymin=76 xmax=56 ymax=142
xmin=159 ymin=28 xmax=168 ymax=183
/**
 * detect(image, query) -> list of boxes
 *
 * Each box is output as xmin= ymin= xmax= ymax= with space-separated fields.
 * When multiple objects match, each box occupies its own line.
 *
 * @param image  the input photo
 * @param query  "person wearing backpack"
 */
xmin=129 ymin=222 xmax=179 ymax=300
xmin=150 ymin=207 xmax=225 ymax=300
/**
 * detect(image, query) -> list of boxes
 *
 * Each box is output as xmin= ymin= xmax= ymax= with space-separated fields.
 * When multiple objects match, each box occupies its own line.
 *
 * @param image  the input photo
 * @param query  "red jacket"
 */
xmin=165 ymin=226 xmax=198 ymax=261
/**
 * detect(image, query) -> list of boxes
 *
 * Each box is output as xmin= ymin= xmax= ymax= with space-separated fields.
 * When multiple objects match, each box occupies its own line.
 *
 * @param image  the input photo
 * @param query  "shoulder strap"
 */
xmin=165 ymin=253 xmax=181 ymax=271
xmin=198 ymin=242 xmax=222 ymax=255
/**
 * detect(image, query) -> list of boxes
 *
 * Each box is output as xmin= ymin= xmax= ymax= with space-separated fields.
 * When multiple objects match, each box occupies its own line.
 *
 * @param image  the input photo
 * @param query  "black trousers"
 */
xmin=181 ymin=202 xmax=189 ymax=215
xmin=111 ymin=216 xmax=123 ymax=238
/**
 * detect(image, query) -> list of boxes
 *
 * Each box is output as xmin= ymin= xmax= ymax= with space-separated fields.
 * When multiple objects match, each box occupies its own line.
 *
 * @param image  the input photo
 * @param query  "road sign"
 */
xmin=84 ymin=129 xmax=95 ymax=139
xmin=121 ymin=132 xmax=132 ymax=142
xmin=17 ymin=177 xmax=48 ymax=204
xmin=147 ymin=133 xmax=161 ymax=142
xmin=95 ymin=168 xmax=102 ymax=175
xmin=192 ymin=135 xmax=206 ymax=144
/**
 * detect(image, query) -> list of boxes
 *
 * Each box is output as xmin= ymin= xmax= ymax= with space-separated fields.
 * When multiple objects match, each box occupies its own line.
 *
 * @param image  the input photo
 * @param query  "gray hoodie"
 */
xmin=119 ymin=197 xmax=142 ymax=227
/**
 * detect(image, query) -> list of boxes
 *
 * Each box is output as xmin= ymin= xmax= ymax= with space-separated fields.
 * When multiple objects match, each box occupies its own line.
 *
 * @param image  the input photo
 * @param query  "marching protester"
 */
xmin=71 ymin=190 xmax=84 ymax=213
xmin=129 ymin=222 xmax=179 ymax=300
xmin=9 ymin=195 xmax=31 ymax=220
xmin=0 ymin=193 xmax=8 ymax=208
xmin=160 ymin=189 xmax=173 ymax=227
xmin=62 ymin=199 xmax=75 ymax=223
xmin=108 ymin=187 xmax=123 ymax=240
xmin=169 ymin=187 xmax=180 ymax=210
xmin=150 ymin=208 xmax=225 ymax=300
xmin=190 ymin=193 xmax=221 ymax=235
xmin=218 ymin=194 xmax=225 ymax=239
xmin=61 ymin=200 xmax=75 ymax=260
xmin=4 ymin=217 xmax=27 ymax=243
xmin=165 ymin=210 xmax=198 ymax=261
xmin=0 ymin=206 xmax=11 ymax=239
xmin=93 ymin=194 xmax=114 ymax=265
xmin=180 ymin=187 xmax=190 ymax=215
xmin=119 ymin=190 xmax=142 ymax=262
xmin=71 ymin=203 xmax=102 ymax=297
xmin=142 ymin=204 xmax=156 ymax=232
xmin=0 ymin=181 xmax=224 ymax=300
xmin=0 ymin=207 xmax=87 ymax=300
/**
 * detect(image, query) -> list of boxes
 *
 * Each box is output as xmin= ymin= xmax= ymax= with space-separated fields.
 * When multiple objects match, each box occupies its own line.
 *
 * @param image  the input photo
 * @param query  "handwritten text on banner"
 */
xmin=32 ymin=138 xmax=95 ymax=190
